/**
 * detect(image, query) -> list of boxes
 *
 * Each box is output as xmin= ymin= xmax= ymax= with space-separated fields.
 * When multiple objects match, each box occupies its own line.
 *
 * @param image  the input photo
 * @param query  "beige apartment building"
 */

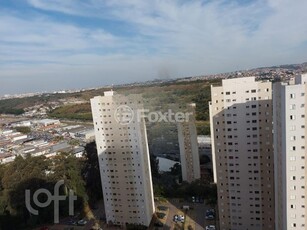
xmin=90 ymin=91 xmax=155 ymax=227
xmin=177 ymin=103 xmax=201 ymax=183
xmin=273 ymin=74 xmax=307 ymax=230
xmin=209 ymin=77 xmax=275 ymax=230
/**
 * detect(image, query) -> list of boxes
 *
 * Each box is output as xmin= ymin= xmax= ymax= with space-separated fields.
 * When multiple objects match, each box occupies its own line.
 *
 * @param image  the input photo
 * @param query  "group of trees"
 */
xmin=0 ymin=141 xmax=102 ymax=230
xmin=150 ymin=155 xmax=217 ymax=205
xmin=48 ymin=103 xmax=92 ymax=121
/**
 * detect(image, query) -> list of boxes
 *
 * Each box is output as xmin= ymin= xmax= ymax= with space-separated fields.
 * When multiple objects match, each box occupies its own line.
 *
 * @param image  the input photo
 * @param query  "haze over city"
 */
xmin=1 ymin=0 xmax=307 ymax=95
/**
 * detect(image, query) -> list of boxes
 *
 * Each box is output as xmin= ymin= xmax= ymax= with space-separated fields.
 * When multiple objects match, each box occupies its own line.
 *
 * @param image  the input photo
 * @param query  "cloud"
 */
xmin=0 ymin=0 xmax=307 ymax=95
xmin=23 ymin=0 xmax=307 ymax=59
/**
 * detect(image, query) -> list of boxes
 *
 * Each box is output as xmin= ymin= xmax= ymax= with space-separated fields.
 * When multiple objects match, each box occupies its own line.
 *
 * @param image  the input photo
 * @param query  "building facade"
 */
xmin=177 ymin=103 xmax=201 ymax=183
xmin=90 ymin=91 xmax=155 ymax=227
xmin=209 ymin=77 xmax=275 ymax=230
xmin=273 ymin=74 xmax=307 ymax=230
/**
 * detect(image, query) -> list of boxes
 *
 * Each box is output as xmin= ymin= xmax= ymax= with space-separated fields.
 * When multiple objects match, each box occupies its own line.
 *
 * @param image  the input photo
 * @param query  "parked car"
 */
xmin=173 ymin=214 xmax=184 ymax=223
xmin=205 ymin=225 xmax=216 ymax=230
xmin=77 ymin=219 xmax=87 ymax=226
xmin=205 ymin=209 xmax=216 ymax=220
xmin=66 ymin=219 xmax=77 ymax=225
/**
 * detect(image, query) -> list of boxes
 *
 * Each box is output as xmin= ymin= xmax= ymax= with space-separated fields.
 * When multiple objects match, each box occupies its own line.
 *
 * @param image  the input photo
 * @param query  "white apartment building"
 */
xmin=90 ymin=91 xmax=155 ymax=227
xmin=209 ymin=77 xmax=275 ymax=230
xmin=273 ymin=74 xmax=307 ymax=230
xmin=177 ymin=103 xmax=201 ymax=182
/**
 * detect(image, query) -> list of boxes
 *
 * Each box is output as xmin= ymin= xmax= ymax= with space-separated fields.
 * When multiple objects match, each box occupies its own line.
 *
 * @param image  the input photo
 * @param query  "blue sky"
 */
xmin=0 ymin=0 xmax=307 ymax=95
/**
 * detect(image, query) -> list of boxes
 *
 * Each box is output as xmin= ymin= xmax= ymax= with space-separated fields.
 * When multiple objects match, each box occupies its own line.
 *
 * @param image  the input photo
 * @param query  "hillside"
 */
xmin=0 ymin=79 xmax=220 ymax=136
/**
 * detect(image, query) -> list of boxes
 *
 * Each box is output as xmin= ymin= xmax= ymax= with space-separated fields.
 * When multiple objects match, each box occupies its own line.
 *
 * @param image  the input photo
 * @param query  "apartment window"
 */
xmin=290 ymin=136 xmax=296 ymax=141
xmin=290 ymin=93 xmax=295 ymax=99
xmin=290 ymin=115 xmax=296 ymax=120
xmin=290 ymin=104 xmax=296 ymax=110
xmin=290 ymin=166 xmax=296 ymax=171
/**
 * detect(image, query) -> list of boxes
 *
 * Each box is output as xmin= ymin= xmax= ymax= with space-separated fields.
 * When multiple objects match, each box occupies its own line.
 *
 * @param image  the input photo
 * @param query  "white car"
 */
xmin=173 ymin=214 xmax=185 ymax=223
xmin=178 ymin=215 xmax=185 ymax=223
xmin=205 ymin=225 xmax=216 ymax=230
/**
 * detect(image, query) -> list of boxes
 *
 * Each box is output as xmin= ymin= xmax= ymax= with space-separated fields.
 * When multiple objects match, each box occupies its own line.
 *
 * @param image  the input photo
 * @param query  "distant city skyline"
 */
xmin=1 ymin=0 xmax=307 ymax=95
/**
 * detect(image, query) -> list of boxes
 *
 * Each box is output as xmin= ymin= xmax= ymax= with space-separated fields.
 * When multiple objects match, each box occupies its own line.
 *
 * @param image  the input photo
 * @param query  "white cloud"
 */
xmin=0 ymin=0 xmax=307 ymax=94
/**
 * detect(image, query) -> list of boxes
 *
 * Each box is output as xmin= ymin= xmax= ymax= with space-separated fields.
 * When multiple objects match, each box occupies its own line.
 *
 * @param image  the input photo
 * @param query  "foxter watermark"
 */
xmin=114 ymin=105 xmax=193 ymax=125
xmin=25 ymin=180 xmax=77 ymax=223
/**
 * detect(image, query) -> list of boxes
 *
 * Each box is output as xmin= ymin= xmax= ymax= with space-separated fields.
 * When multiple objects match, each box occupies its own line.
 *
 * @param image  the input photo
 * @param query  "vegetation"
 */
xmin=150 ymin=155 xmax=217 ymax=205
xmin=0 ymin=79 xmax=221 ymax=125
xmin=49 ymin=103 xmax=92 ymax=121
xmin=15 ymin=126 xmax=31 ymax=134
xmin=195 ymin=121 xmax=210 ymax=135
xmin=0 ymin=96 xmax=46 ymax=115
xmin=82 ymin=142 xmax=103 ymax=203
xmin=0 ymin=144 xmax=105 ymax=229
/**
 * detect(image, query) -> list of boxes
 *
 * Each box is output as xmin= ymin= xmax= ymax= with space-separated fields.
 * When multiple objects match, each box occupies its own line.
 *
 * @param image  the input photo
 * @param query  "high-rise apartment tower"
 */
xmin=90 ymin=91 xmax=155 ymax=227
xmin=209 ymin=77 xmax=275 ymax=230
xmin=177 ymin=103 xmax=201 ymax=182
xmin=273 ymin=74 xmax=307 ymax=230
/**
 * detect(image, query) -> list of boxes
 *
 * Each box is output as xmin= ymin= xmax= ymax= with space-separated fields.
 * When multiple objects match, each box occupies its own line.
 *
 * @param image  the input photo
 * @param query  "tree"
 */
xmin=170 ymin=163 xmax=182 ymax=177
xmin=82 ymin=142 xmax=103 ymax=202
xmin=15 ymin=126 xmax=31 ymax=134
xmin=0 ymin=154 xmax=88 ymax=229
xmin=150 ymin=155 xmax=160 ymax=178
xmin=192 ymin=86 xmax=211 ymax=121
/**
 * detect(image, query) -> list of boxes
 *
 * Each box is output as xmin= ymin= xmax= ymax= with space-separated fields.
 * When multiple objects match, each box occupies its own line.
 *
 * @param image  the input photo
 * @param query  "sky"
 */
xmin=0 ymin=0 xmax=307 ymax=95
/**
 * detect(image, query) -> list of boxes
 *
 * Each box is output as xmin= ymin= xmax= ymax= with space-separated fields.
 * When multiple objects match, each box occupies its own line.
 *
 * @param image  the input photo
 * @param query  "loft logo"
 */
xmin=114 ymin=105 xmax=193 ymax=125
xmin=25 ymin=180 xmax=77 ymax=223
xmin=114 ymin=105 xmax=134 ymax=125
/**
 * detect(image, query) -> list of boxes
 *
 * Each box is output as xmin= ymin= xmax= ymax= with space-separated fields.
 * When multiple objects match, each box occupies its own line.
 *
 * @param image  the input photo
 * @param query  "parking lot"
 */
xmin=153 ymin=198 xmax=218 ymax=230
xmin=36 ymin=198 xmax=217 ymax=230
